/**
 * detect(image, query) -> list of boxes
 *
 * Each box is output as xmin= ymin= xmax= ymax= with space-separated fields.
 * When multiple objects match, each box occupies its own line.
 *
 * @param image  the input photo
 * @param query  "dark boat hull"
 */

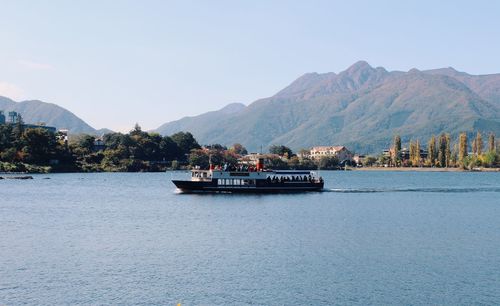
xmin=172 ymin=180 xmax=324 ymax=193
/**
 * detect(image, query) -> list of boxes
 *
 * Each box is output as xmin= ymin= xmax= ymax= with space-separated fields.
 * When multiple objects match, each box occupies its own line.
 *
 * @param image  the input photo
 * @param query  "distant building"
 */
xmin=0 ymin=110 xmax=56 ymax=132
xmin=296 ymin=150 xmax=310 ymax=159
xmin=310 ymin=146 xmax=353 ymax=161
xmin=239 ymin=153 xmax=283 ymax=167
xmin=385 ymin=147 xmax=429 ymax=164
xmin=8 ymin=111 xmax=18 ymax=123
xmin=353 ymin=154 xmax=366 ymax=165
xmin=93 ymin=138 xmax=106 ymax=151
xmin=57 ymin=129 xmax=69 ymax=146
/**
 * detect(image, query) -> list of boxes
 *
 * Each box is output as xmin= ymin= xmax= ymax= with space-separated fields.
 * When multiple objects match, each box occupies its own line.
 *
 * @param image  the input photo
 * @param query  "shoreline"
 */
xmin=353 ymin=167 xmax=500 ymax=172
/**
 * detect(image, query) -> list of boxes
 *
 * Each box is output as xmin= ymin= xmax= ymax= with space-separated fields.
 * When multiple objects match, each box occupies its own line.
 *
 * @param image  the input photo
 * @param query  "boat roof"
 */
xmin=190 ymin=169 xmax=314 ymax=174
xmin=273 ymin=170 xmax=315 ymax=175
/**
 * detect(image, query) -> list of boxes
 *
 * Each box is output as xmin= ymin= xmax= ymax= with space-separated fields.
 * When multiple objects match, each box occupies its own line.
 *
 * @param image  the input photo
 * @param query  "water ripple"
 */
xmin=327 ymin=187 xmax=500 ymax=193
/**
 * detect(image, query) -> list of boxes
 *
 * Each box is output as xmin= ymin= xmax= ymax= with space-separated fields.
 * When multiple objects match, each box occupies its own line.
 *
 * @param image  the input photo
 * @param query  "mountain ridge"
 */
xmin=155 ymin=61 xmax=500 ymax=153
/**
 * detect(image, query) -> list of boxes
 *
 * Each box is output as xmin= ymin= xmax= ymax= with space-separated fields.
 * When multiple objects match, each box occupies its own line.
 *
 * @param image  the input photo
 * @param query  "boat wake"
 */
xmin=326 ymin=187 xmax=500 ymax=193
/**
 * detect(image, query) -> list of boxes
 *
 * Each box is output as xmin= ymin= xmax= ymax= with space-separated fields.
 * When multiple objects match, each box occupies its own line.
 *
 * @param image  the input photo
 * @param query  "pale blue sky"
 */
xmin=1 ymin=0 xmax=499 ymax=131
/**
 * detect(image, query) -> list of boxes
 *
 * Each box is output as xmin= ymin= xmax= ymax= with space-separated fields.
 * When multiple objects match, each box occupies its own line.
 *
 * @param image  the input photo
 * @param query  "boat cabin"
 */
xmin=175 ymin=169 xmax=324 ymax=193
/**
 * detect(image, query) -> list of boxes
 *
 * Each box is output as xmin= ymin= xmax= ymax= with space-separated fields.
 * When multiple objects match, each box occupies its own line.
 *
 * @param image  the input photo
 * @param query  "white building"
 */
xmin=310 ymin=146 xmax=353 ymax=161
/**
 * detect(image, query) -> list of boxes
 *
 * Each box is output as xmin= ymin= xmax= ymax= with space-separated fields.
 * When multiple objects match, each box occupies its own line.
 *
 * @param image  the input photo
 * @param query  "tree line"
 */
xmin=366 ymin=132 xmax=499 ymax=169
xmin=0 ymin=122 xmax=345 ymax=172
xmin=0 ymin=122 xmax=203 ymax=172
xmin=3 ymin=119 xmax=498 ymax=172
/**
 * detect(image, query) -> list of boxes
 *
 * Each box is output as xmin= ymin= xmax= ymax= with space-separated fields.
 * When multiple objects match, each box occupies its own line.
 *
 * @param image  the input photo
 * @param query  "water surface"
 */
xmin=1 ymin=171 xmax=500 ymax=305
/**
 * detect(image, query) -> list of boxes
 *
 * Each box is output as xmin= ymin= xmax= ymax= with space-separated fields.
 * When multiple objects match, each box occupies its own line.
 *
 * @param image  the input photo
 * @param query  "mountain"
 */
xmin=423 ymin=67 xmax=500 ymax=108
xmin=155 ymin=61 xmax=500 ymax=153
xmin=0 ymin=96 xmax=102 ymax=134
xmin=155 ymin=102 xmax=246 ymax=136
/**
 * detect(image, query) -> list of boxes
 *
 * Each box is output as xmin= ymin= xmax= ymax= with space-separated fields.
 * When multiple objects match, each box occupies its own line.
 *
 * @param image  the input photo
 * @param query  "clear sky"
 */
xmin=1 ymin=0 xmax=499 ymax=131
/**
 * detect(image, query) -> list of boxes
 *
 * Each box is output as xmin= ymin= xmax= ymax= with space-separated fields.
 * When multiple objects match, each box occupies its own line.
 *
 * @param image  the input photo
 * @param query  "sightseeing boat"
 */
xmin=172 ymin=159 xmax=324 ymax=193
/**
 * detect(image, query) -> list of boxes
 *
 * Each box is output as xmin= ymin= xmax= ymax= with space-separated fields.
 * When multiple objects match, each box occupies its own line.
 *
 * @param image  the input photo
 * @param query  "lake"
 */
xmin=1 ymin=171 xmax=500 ymax=305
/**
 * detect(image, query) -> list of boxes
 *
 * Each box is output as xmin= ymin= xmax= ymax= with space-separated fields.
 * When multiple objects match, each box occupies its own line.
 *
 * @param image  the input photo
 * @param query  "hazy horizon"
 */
xmin=1 ymin=0 xmax=500 ymax=131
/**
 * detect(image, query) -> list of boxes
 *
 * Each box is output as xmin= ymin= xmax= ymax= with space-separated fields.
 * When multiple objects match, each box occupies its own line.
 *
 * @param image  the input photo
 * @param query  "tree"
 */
xmin=266 ymin=156 xmax=289 ymax=169
xmin=171 ymin=132 xmax=201 ymax=158
xmin=288 ymin=156 xmax=300 ymax=169
xmin=409 ymin=140 xmax=416 ymax=166
xmin=378 ymin=154 xmax=390 ymax=166
xmin=451 ymin=143 xmax=459 ymax=166
xmin=445 ymin=134 xmax=451 ymax=167
xmin=437 ymin=133 xmax=447 ymax=167
xmin=222 ymin=151 xmax=239 ymax=167
xmin=415 ymin=139 xmax=421 ymax=167
xmin=458 ymin=133 xmax=468 ymax=167
xmin=269 ymin=145 xmax=293 ymax=158
xmin=75 ymin=134 xmax=96 ymax=154
xmin=130 ymin=123 xmax=145 ymax=136
xmin=204 ymin=144 xmax=226 ymax=151
xmin=188 ymin=149 xmax=209 ymax=169
xmin=12 ymin=114 xmax=24 ymax=140
xmin=103 ymin=133 xmax=127 ymax=150
xmin=317 ymin=156 xmax=340 ymax=170
xmin=0 ymin=124 xmax=14 ymax=152
xmin=476 ymin=131 xmax=483 ymax=156
xmin=159 ymin=136 xmax=180 ymax=161
xmin=21 ymin=128 xmax=56 ymax=164
xmin=230 ymin=143 xmax=248 ymax=155
xmin=488 ymin=133 xmax=495 ymax=153
xmin=392 ymin=135 xmax=401 ymax=167
xmin=427 ymin=135 xmax=436 ymax=166
xmin=364 ymin=156 xmax=377 ymax=167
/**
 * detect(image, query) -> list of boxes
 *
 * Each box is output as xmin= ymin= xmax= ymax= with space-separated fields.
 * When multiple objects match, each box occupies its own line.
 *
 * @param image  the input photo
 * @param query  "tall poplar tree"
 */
xmin=451 ymin=143 xmax=459 ymax=165
xmin=476 ymin=131 xmax=483 ymax=156
xmin=409 ymin=140 xmax=415 ymax=166
xmin=392 ymin=135 xmax=401 ymax=167
xmin=445 ymin=134 xmax=451 ymax=167
xmin=415 ymin=139 xmax=421 ymax=167
xmin=427 ymin=135 xmax=436 ymax=166
xmin=488 ymin=133 xmax=495 ymax=153
xmin=438 ymin=133 xmax=447 ymax=167
xmin=458 ymin=133 xmax=468 ymax=166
